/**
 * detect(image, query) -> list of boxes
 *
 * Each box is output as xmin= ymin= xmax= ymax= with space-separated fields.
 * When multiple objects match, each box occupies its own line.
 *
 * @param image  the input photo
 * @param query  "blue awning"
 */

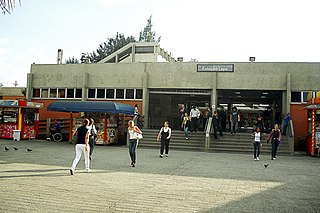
xmin=47 ymin=101 xmax=134 ymax=114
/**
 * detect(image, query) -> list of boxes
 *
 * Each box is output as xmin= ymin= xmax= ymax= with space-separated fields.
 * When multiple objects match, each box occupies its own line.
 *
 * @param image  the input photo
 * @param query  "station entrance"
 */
xmin=217 ymin=89 xmax=283 ymax=132
xmin=148 ymin=89 xmax=284 ymax=131
xmin=148 ymin=89 xmax=211 ymax=130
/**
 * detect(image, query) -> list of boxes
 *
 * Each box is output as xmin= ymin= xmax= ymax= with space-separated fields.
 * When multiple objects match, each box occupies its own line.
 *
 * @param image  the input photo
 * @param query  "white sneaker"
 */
xmin=257 ymin=157 xmax=260 ymax=161
xmin=165 ymin=154 xmax=169 ymax=157
xmin=254 ymin=158 xmax=257 ymax=161
xmin=86 ymin=169 xmax=92 ymax=173
xmin=273 ymin=158 xmax=276 ymax=160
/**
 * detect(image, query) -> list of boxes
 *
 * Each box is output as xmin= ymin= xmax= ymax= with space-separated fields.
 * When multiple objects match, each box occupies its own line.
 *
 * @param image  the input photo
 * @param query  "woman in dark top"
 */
xmin=157 ymin=121 xmax=172 ymax=158
xmin=267 ymin=124 xmax=282 ymax=160
xmin=70 ymin=119 xmax=90 ymax=175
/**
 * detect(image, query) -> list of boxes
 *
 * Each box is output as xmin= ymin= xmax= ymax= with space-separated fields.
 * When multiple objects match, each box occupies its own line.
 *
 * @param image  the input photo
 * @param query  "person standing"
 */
xmin=88 ymin=118 xmax=97 ymax=160
xmin=220 ymin=107 xmax=227 ymax=131
xmin=282 ymin=113 xmax=291 ymax=136
xmin=181 ymin=112 xmax=191 ymax=140
xmin=189 ymin=106 xmax=200 ymax=132
xmin=70 ymin=119 xmax=90 ymax=175
xmin=128 ymin=120 xmax=142 ymax=167
xmin=251 ymin=127 xmax=263 ymax=161
xmin=255 ymin=113 xmax=264 ymax=133
xmin=157 ymin=121 xmax=172 ymax=158
xmin=267 ymin=124 xmax=282 ymax=160
xmin=133 ymin=104 xmax=140 ymax=127
xmin=230 ymin=107 xmax=240 ymax=135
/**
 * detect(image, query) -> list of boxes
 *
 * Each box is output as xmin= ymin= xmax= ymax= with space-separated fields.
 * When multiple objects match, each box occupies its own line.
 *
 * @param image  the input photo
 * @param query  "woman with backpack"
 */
xmin=128 ymin=120 xmax=142 ymax=167
xmin=267 ymin=124 xmax=282 ymax=160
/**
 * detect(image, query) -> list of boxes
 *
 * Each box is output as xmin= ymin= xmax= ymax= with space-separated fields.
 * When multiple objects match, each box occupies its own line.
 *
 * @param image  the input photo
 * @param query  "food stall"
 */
xmin=47 ymin=101 xmax=133 ymax=145
xmin=305 ymin=97 xmax=320 ymax=157
xmin=0 ymin=100 xmax=43 ymax=140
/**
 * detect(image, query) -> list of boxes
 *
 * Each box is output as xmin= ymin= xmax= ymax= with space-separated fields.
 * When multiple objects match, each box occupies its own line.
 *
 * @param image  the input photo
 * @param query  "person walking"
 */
xmin=157 ymin=121 xmax=172 ymax=158
xmin=251 ymin=127 xmax=263 ymax=161
xmin=128 ymin=120 xmax=142 ymax=167
xmin=181 ymin=112 xmax=191 ymax=140
xmin=267 ymin=124 xmax=282 ymax=160
xmin=190 ymin=106 xmax=200 ymax=132
xmin=230 ymin=107 xmax=240 ymax=135
xmin=255 ymin=113 xmax=264 ymax=133
xmin=70 ymin=119 xmax=91 ymax=175
xmin=282 ymin=113 xmax=291 ymax=136
xmin=220 ymin=107 xmax=227 ymax=131
xmin=88 ymin=118 xmax=97 ymax=160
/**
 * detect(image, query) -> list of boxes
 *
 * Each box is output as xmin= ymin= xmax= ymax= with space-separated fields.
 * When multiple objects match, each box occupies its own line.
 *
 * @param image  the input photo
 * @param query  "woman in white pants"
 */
xmin=70 ymin=119 xmax=90 ymax=175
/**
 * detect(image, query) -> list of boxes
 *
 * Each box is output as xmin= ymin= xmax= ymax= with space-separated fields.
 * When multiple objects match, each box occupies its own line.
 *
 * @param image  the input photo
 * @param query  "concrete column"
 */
xmin=131 ymin=45 xmax=135 ymax=62
xmin=211 ymin=73 xmax=218 ymax=110
xmin=142 ymin=64 xmax=149 ymax=128
xmin=286 ymin=74 xmax=291 ymax=114
xmin=26 ymin=73 xmax=33 ymax=101
xmin=82 ymin=72 xmax=89 ymax=102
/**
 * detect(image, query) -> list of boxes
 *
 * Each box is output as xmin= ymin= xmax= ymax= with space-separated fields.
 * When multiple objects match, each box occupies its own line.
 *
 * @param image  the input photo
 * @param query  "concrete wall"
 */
xmin=30 ymin=62 xmax=320 ymax=91
xmin=0 ymin=87 xmax=25 ymax=98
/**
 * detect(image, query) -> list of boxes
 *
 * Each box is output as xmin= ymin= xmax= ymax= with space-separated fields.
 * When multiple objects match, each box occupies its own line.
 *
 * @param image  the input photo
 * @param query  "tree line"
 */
xmin=66 ymin=16 xmax=161 ymax=64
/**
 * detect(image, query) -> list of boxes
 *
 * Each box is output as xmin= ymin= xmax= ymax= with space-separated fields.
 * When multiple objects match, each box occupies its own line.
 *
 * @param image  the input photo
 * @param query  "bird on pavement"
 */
xmin=14 ymin=147 xmax=18 ymax=150
xmin=27 ymin=148 xmax=33 ymax=152
xmin=5 ymin=146 xmax=9 ymax=151
xmin=264 ymin=164 xmax=269 ymax=168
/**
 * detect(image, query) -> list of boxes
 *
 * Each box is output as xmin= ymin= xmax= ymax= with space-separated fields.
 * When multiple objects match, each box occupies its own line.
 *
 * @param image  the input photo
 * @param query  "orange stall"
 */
xmin=0 ymin=100 xmax=43 ymax=140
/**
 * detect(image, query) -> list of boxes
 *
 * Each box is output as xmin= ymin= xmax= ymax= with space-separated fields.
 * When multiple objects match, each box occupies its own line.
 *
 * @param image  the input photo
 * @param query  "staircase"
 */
xmin=139 ymin=129 xmax=205 ymax=151
xmin=209 ymin=132 xmax=292 ymax=155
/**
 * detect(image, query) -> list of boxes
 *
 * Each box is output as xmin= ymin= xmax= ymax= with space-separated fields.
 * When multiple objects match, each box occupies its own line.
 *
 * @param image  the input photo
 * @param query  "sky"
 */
xmin=1 ymin=0 xmax=320 ymax=87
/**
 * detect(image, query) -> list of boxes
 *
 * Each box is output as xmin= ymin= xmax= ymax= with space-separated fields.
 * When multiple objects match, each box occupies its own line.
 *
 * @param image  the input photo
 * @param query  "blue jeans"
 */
xmin=183 ymin=125 xmax=189 ymax=138
xmin=129 ymin=139 xmax=138 ymax=163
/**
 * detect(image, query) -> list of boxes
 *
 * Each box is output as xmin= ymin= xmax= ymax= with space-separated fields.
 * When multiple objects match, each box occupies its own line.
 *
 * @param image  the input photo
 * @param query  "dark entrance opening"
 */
xmin=218 ymin=90 xmax=283 ymax=132
xmin=149 ymin=90 xmax=211 ymax=130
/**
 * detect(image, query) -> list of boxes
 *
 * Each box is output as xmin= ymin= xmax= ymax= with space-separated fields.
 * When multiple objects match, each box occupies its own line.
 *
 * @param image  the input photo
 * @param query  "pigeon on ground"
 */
xmin=5 ymin=146 xmax=9 ymax=151
xmin=14 ymin=147 xmax=18 ymax=150
xmin=27 ymin=148 xmax=33 ymax=152
xmin=264 ymin=164 xmax=269 ymax=168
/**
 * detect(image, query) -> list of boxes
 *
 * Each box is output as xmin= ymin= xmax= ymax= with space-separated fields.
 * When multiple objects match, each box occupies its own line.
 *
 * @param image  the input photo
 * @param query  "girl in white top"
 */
xmin=128 ymin=120 xmax=142 ymax=167
xmin=251 ymin=127 xmax=263 ymax=161
xmin=157 ymin=121 xmax=172 ymax=158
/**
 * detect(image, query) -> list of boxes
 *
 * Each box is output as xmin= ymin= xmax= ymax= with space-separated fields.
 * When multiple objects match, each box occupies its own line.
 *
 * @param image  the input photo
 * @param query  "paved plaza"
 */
xmin=0 ymin=139 xmax=319 ymax=213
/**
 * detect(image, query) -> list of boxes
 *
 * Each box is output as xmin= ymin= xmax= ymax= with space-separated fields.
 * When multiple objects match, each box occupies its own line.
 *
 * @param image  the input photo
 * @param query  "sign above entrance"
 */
xmin=197 ymin=64 xmax=234 ymax=72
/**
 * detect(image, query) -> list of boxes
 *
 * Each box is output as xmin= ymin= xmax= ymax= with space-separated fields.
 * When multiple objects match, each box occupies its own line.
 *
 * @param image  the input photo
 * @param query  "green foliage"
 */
xmin=65 ymin=56 xmax=80 ymax=64
xmin=1 ymin=0 xmax=20 ymax=15
xmin=81 ymin=32 xmax=136 ymax=63
xmin=21 ymin=88 xmax=26 ymax=96
xmin=139 ymin=15 xmax=161 ymax=42
xmin=78 ymin=15 xmax=160 ymax=63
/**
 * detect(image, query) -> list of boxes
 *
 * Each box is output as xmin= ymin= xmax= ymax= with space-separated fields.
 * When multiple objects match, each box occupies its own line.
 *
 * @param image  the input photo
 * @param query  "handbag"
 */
xmin=137 ymin=133 xmax=143 ymax=139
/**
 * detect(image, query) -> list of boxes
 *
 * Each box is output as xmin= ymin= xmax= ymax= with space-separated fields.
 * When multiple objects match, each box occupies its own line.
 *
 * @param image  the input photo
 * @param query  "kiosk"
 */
xmin=0 ymin=100 xmax=43 ymax=140
xmin=305 ymin=97 xmax=320 ymax=157
xmin=47 ymin=101 xmax=133 ymax=145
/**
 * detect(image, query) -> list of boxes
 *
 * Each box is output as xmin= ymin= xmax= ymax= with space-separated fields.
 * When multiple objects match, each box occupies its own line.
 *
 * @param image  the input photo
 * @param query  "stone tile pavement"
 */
xmin=0 ymin=139 xmax=319 ymax=213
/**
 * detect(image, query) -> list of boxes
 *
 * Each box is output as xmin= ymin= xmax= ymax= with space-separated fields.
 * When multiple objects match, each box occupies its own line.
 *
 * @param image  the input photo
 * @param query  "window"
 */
xmin=41 ymin=89 xmax=48 ymax=98
xmin=291 ymin=92 xmax=301 ymax=103
xmin=33 ymin=89 xmax=40 ymax=98
xmin=50 ymin=89 xmax=57 ymax=98
xmin=302 ymin=92 xmax=309 ymax=103
xmin=88 ymin=89 xmax=95 ymax=98
xmin=67 ymin=89 xmax=75 ymax=98
xmin=126 ymin=89 xmax=134 ymax=99
xmin=136 ymin=89 xmax=143 ymax=99
xmin=106 ymin=89 xmax=115 ymax=99
xmin=97 ymin=89 xmax=105 ymax=99
xmin=116 ymin=89 xmax=124 ymax=99
xmin=75 ymin=89 xmax=82 ymax=98
xmin=58 ymin=89 xmax=65 ymax=98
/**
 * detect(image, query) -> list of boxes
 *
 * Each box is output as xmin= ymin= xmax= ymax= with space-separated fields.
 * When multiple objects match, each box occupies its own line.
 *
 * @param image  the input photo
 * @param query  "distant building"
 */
xmin=0 ymin=87 xmax=25 ymax=100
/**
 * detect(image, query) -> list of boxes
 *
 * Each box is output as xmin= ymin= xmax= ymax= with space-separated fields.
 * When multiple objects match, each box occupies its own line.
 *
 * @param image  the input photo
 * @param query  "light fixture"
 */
xmin=235 ymin=91 xmax=241 ymax=94
xmin=262 ymin=92 xmax=269 ymax=95
xmin=261 ymin=96 xmax=266 ymax=98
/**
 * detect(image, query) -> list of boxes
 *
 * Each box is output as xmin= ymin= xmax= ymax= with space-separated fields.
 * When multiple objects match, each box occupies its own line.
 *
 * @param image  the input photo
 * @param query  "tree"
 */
xmin=65 ymin=56 xmax=80 ymax=64
xmin=139 ymin=15 xmax=161 ymax=42
xmin=21 ymin=88 xmax=26 ymax=96
xmin=81 ymin=32 xmax=136 ymax=63
xmin=0 ymin=83 xmax=3 ymax=87
xmin=1 ymin=0 xmax=20 ymax=14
